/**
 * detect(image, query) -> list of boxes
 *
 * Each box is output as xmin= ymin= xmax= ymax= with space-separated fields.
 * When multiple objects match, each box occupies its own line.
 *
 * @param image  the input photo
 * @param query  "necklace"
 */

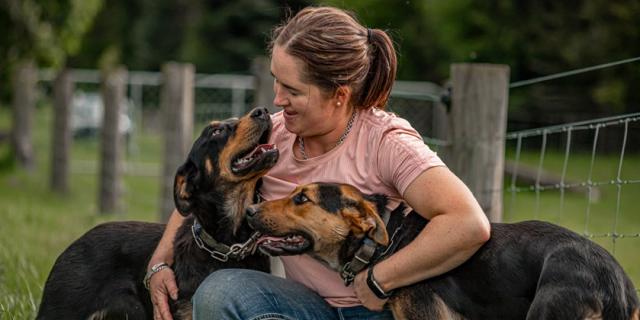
xmin=298 ymin=110 xmax=358 ymax=160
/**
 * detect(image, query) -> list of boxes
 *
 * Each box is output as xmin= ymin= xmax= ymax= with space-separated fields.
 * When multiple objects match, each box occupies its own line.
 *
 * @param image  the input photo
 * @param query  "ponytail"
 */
xmin=358 ymin=29 xmax=397 ymax=110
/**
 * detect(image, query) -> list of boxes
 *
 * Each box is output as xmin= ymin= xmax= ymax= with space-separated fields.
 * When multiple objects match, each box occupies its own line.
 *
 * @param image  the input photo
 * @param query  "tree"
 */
xmin=1 ymin=0 xmax=103 ymax=170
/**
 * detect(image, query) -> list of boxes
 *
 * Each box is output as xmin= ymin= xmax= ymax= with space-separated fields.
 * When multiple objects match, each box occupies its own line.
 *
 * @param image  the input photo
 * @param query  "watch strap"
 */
xmin=366 ymin=266 xmax=394 ymax=299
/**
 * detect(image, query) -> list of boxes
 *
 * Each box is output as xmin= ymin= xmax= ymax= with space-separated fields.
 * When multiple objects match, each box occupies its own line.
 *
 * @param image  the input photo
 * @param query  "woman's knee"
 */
xmin=193 ymin=269 xmax=259 ymax=306
xmin=193 ymin=269 xmax=281 ymax=318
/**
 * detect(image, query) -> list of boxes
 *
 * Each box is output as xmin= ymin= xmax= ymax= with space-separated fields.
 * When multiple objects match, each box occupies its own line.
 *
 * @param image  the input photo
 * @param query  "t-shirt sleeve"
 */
xmin=376 ymin=124 xmax=446 ymax=196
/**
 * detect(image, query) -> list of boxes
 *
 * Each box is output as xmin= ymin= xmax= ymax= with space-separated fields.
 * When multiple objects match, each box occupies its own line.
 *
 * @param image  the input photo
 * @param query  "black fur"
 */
xmin=374 ymin=201 xmax=640 ymax=319
xmin=37 ymin=107 xmax=277 ymax=320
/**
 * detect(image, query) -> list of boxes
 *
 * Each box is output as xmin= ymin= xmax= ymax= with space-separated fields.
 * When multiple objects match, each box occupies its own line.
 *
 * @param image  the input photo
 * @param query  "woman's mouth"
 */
xmin=283 ymin=109 xmax=298 ymax=121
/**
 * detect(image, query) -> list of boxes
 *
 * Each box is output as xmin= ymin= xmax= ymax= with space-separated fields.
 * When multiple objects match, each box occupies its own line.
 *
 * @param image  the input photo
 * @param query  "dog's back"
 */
xmin=395 ymin=218 xmax=640 ymax=319
xmin=37 ymin=221 xmax=164 ymax=320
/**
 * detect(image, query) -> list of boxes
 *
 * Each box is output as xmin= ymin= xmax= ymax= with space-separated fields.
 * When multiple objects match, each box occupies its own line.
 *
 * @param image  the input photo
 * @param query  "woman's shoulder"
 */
xmin=360 ymin=107 xmax=418 ymax=134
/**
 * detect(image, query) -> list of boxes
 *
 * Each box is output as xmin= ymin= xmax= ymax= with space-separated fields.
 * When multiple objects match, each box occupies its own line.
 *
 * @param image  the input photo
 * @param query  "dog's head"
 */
xmin=246 ymin=182 xmax=389 ymax=270
xmin=174 ymin=107 xmax=279 ymax=229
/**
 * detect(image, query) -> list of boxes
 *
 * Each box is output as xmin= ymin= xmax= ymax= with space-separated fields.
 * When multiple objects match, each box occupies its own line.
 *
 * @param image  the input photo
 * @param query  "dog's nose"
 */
xmin=246 ymin=206 xmax=259 ymax=217
xmin=251 ymin=107 xmax=269 ymax=120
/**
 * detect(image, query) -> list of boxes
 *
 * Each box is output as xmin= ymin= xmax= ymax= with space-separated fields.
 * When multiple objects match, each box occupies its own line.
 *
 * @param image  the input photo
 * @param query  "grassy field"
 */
xmin=0 ymin=105 xmax=161 ymax=319
xmin=0 ymin=104 xmax=639 ymax=318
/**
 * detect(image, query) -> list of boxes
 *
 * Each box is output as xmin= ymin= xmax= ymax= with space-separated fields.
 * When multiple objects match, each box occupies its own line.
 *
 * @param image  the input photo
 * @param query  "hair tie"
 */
xmin=367 ymin=28 xmax=373 ymax=43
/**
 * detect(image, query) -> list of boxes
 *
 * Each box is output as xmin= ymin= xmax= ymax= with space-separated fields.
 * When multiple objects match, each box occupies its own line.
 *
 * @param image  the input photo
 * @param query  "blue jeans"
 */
xmin=192 ymin=269 xmax=394 ymax=320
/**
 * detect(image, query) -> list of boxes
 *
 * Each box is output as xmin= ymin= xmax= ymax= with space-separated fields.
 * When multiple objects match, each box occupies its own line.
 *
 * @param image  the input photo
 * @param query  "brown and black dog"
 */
xmin=246 ymin=182 xmax=640 ymax=320
xmin=37 ymin=107 xmax=278 ymax=320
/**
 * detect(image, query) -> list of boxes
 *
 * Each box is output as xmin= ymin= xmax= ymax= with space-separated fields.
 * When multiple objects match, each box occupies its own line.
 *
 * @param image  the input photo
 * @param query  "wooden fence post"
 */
xmin=448 ymin=63 xmax=509 ymax=222
xmin=11 ymin=60 xmax=37 ymax=171
xmin=51 ymin=68 xmax=74 ymax=194
xmin=160 ymin=62 xmax=194 ymax=222
xmin=99 ymin=66 xmax=127 ymax=214
xmin=251 ymin=56 xmax=276 ymax=113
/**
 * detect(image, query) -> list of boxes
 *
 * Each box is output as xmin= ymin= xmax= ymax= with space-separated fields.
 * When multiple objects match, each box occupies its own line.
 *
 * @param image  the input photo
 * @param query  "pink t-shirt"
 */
xmin=260 ymin=107 xmax=445 ymax=307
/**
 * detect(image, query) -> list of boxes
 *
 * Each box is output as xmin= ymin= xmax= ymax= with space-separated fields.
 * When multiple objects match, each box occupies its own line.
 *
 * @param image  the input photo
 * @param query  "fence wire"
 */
xmin=505 ymin=113 xmax=640 ymax=253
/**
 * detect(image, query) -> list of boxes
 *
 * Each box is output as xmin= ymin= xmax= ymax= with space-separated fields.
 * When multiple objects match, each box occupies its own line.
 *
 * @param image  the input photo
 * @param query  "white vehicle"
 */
xmin=71 ymin=92 xmax=133 ymax=138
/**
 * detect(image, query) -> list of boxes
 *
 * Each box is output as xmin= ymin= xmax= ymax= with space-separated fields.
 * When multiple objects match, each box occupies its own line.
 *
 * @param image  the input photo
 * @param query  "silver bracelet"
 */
xmin=143 ymin=262 xmax=170 ymax=290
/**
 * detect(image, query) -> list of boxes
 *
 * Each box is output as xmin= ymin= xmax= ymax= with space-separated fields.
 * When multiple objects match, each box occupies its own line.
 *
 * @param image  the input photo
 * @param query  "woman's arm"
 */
xmin=148 ymin=209 xmax=185 ymax=320
xmin=354 ymin=166 xmax=491 ymax=310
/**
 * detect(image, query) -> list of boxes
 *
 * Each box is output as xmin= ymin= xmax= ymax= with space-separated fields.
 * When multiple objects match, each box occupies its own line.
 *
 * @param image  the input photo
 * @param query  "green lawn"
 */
xmin=0 ymin=104 xmax=638 ymax=318
xmin=0 ymin=105 xmax=161 ymax=319
xmin=504 ymin=149 xmax=640 ymax=292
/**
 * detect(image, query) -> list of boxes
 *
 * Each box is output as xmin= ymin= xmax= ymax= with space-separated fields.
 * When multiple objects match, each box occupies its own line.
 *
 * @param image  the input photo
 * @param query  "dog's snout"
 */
xmin=251 ymin=107 xmax=269 ymax=120
xmin=246 ymin=205 xmax=259 ymax=217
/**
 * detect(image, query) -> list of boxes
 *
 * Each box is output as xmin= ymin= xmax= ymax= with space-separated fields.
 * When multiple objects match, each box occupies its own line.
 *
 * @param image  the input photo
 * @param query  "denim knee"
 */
xmin=192 ymin=268 xmax=337 ymax=320
xmin=192 ymin=269 xmax=246 ymax=314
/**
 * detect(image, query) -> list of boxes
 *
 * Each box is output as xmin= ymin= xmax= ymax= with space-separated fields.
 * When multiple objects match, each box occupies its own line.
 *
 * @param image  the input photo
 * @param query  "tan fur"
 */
xmin=632 ymin=308 xmax=639 ymax=320
xmin=253 ymin=185 xmax=352 ymax=270
xmin=176 ymin=175 xmax=189 ymax=199
xmin=218 ymin=114 xmax=265 ymax=182
xmin=205 ymin=157 xmax=213 ymax=176
xmin=390 ymin=293 xmax=465 ymax=320
xmin=224 ymin=179 xmax=258 ymax=233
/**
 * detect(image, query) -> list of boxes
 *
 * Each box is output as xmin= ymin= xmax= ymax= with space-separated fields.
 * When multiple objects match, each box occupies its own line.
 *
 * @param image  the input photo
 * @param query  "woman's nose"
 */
xmin=273 ymin=85 xmax=287 ymax=108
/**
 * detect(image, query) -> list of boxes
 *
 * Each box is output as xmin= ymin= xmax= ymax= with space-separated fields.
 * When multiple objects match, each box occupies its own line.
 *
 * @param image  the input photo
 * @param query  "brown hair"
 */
xmin=270 ymin=6 xmax=397 ymax=110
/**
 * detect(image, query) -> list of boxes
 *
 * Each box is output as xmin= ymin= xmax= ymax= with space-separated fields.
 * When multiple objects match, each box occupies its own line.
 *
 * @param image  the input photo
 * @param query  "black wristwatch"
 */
xmin=366 ymin=266 xmax=394 ymax=299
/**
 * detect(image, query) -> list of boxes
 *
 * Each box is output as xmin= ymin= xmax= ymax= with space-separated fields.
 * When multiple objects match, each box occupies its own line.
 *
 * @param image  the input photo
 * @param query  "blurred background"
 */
xmin=1 ymin=0 xmax=639 ymax=317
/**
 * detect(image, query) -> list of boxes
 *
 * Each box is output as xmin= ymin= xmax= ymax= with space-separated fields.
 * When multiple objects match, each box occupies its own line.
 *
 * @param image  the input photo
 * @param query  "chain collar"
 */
xmin=191 ymin=219 xmax=261 ymax=262
xmin=298 ymin=110 xmax=358 ymax=160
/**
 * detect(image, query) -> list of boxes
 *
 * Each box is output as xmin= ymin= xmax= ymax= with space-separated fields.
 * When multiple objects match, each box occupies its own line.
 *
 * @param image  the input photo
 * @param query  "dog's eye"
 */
xmin=293 ymin=193 xmax=309 ymax=205
xmin=211 ymin=128 xmax=224 ymax=136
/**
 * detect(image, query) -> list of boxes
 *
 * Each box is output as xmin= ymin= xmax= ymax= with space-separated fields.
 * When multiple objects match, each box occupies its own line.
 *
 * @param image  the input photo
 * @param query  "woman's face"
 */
xmin=270 ymin=45 xmax=342 ymax=138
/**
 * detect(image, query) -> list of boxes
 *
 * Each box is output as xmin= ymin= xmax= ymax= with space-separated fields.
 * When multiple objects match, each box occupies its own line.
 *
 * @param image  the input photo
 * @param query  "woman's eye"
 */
xmin=211 ymin=128 xmax=224 ymax=136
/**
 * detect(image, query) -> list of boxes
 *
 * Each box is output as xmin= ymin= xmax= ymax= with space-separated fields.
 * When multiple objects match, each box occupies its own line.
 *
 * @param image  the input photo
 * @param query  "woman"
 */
xmin=148 ymin=6 xmax=490 ymax=320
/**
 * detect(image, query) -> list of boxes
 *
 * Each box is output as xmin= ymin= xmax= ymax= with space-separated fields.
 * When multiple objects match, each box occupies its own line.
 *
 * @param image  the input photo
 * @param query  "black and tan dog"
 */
xmin=37 ymin=107 xmax=279 ymax=320
xmin=246 ymin=182 xmax=640 ymax=320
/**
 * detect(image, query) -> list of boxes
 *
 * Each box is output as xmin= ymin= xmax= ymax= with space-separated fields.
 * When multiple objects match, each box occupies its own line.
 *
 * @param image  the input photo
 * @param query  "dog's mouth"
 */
xmin=231 ymin=143 xmax=277 ymax=174
xmin=231 ymin=124 xmax=278 ymax=175
xmin=256 ymin=233 xmax=312 ymax=256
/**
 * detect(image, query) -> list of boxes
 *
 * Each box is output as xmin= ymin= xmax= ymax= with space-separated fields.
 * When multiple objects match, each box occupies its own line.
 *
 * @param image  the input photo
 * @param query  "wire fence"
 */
xmin=505 ymin=113 xmax=640 ymax=238
xmin=500 ymin=56 xmax=640 ymax=290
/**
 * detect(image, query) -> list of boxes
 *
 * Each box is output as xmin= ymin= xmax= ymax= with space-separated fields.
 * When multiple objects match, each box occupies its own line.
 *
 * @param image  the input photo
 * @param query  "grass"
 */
xmin=0 ymin=103 xmax=638 ymax=318
xmin=504 ymin=148 xmax=640 ymax=291
xmin=0 ymin=105 xmax=161 ymax=319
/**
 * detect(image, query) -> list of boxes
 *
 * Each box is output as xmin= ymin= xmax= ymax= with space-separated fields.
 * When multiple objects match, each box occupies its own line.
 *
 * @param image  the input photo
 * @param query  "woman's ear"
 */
xmin=334 ymin=85 xmax=352 ymax=107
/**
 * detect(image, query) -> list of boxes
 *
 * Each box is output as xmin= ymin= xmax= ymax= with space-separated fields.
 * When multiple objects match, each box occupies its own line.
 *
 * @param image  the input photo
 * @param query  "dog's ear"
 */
xmin=341 ymin=200 xmax=389 ymax=246
xmin=174 ymin=160 xmax=197 ymax=216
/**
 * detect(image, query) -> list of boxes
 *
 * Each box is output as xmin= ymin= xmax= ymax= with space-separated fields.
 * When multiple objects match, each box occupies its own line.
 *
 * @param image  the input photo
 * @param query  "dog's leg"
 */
xmin=526 ymin=286 xmax=603 ymax=320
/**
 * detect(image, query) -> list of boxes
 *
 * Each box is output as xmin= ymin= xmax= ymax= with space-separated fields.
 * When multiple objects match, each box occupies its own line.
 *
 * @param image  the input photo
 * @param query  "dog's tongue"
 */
xmin=248 ymin=143 xmax=276 ymax=158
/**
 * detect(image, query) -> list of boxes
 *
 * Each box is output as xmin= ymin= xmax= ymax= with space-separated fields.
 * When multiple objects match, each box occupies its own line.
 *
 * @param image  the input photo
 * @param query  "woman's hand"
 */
xmin=149 ymin=267 xmax=178 ymax=320
xmin=353 ymin=270 xmax=387 ymax=311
